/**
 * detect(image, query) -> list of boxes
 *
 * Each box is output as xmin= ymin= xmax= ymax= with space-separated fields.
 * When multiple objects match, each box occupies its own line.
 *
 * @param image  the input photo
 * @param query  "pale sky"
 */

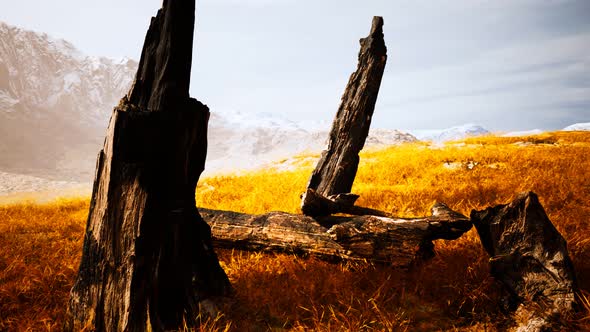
xmin=1 ymin=0 xmax=589 ymax=131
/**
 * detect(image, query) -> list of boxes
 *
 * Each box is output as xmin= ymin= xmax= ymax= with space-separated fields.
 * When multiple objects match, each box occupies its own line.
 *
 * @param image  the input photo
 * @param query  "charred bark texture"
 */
xmin=66 ymin=1 xmax=231 ymax=331
xmin=471 ymin=192 xmax=578 ymax=331
xmin=302 ymin=16 xmax=387 ymax=216
xmin=201 ymin=202 xmax=472 ymax=266
xmin=300 ymin=189 xmax=393 ymax=219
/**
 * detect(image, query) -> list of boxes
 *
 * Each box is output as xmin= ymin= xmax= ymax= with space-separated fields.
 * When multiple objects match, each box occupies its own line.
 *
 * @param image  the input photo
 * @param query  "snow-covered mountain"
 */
xmin=562 ymin=122 xmax=590 ymax=131
xmin=0 ymin=22 xmax=137 ymax=180
xmin=410 ymin=124 xmax=489 ymax=142
xmin=5 ymin=21 xmax=587 ymax=197
xmin=0 ymin=22 xmax=416 ymax=188
xmin=503 ymin=129 xmax=544 ymax=137
xmin=0 ymin=22 xmax=136 ymax=125
xmin=207 ymin=110 xmax=416 ymax=173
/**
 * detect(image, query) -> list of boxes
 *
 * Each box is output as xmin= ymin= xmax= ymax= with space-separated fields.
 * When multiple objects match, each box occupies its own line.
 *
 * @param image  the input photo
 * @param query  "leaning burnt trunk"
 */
xmin=66 ymin=1 xmax=231 ymax=331
xmin=302 ymin=16 xmax=387 ymax=217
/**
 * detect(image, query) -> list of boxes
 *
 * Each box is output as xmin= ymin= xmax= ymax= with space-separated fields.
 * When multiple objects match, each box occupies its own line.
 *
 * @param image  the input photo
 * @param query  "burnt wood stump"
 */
xmin=302 ymin=16 xmax=387 ymax=217
xmin=66 ymin=1 xmax=231 ymax=331
xmin=472 ymin=192 xmax=578 ymax=331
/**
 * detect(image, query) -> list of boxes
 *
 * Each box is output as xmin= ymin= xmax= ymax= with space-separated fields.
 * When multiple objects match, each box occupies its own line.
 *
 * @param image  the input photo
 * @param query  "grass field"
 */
xmin=1 ymin=131 xmax=589 ymax=331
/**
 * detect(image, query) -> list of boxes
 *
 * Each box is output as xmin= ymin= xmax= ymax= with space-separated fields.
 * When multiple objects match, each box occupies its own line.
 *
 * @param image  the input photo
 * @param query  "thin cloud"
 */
xmin=375 ymin=32 xmax=590 ymax=130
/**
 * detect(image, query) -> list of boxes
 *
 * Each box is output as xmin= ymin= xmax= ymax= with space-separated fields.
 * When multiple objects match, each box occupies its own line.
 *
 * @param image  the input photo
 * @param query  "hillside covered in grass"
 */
xmin=1 ymin=131 xmax=589 ymax=331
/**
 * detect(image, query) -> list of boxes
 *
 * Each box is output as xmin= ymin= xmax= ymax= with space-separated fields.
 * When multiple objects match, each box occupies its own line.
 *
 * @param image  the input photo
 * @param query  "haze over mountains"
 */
xmin=207 ymin=110 xmax=417 ymax=173
xmin=0 ymin=21 xmax=136 ymax=181
xmin=0 ymin=21 xmax=587 ymax=195
xmin=0 ymin=22 xmax=418 ymax=184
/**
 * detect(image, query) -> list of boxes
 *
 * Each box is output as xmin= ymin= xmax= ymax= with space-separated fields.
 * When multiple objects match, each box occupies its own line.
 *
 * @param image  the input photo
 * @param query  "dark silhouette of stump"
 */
xmin=302 ymin=16 xmax=387 ymax=217
xmin=66 ymin=1 xmax=231 ymax=330
xmin=472 ymin=192 xmax=578 ymax=331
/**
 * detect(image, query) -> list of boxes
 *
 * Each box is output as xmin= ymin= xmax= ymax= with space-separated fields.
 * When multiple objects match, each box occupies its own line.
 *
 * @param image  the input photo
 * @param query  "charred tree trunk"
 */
xmin=302 ymin=16 xmax=387 ymax=217
xmin=471 ymin=192 xmax=578 ymax=331
xmin=201 ymin=202 xmax=472 ymax=267
xmin=66 ymin=1 xmax=231 ymax=331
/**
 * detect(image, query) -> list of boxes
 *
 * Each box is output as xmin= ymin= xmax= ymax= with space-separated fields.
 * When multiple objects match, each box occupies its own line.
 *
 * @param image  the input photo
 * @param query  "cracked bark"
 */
xmin=302 ymin=16 xmax=387 ymax=217
xmin=66 ymin=1 xmax=231 ymax=331
xmin=471 ymin=192 xmax=579 ymax=331
xmin=201 ymin=202 xmax=472 ymax=266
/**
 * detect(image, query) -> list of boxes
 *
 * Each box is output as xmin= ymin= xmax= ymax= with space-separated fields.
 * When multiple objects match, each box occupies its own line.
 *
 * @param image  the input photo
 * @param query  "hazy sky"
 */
xmin=1 ymin=0 xmax=589 ymax=130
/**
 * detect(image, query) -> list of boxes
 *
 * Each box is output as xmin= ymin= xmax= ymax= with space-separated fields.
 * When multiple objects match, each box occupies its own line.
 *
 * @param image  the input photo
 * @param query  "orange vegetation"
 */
xmin=1 ymin=131 xmax=589 ymax=331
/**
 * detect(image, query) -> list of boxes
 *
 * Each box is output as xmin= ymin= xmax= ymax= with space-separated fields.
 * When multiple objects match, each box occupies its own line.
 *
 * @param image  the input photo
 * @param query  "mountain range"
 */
xmin=207 ymin=110 xmax=417 ymax=173
xmin=0 ymin=21 xmax=587 ymax=195
xmin=409 ymin=124 xmax=489 ymax=142
xmin=0 ymin=22 xmax=136 ymax=180
xmin=0 ymin=22 xmax=419 ymax=184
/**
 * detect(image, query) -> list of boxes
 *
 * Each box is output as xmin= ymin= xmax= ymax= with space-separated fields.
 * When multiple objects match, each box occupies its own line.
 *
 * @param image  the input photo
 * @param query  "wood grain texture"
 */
xmin=201 ymin=202 xmax=472 ymax=267
xmin=472 ymin=192 xmax=579 ymax=331
xmin=304 ymin=16 xmax=387 ymax=209
xmin=301 ymin=189 xmax=394 ymax=218
xmin=66 ymin=1 xmax=231 ymax=330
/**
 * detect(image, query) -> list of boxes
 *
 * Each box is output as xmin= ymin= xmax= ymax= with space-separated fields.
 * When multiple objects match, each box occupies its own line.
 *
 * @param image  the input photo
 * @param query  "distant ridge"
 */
xmin=0 ymin=21 xmax=137 ymax=181
xmin=0 ymin=21 xmax=587 ymax=194
xmin=503 ymin=129 xmax=544 ymax=137
xmin=409 ymin=124 xmax=489 ymax=142
xmin=207 ymin=110 xmax=417 ymax=174
xmin=0 ymin=21 xmax=417 ymax=184
xmin=562 ymin=122 xmax=590 ymax=131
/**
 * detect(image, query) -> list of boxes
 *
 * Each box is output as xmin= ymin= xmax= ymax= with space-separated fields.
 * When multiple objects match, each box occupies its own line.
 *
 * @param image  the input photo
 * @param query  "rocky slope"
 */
xmin=4 ymin=22 xmax=586 ymax=197
xmin=410 ymin=123 xmax=490 ymax=142
xmin=0 ymin=22 xmax=417 ymax=190
xmin=563 ymin=122 xmax=590 ymax=131
xmin=0 ymin=22 xmax=137 ymax=181
xmin=207 ymin=111 xmax=416 ymax=173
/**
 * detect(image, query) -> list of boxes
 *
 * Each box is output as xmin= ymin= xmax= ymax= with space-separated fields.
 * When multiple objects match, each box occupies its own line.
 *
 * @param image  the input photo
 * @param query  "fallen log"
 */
xmin=472 ymin=191 xmax=579 ymax=331
xmin=302 ymin=16 xmax=387 ymax=217
xmin=201 ymin=202 xmax=472 ymax=267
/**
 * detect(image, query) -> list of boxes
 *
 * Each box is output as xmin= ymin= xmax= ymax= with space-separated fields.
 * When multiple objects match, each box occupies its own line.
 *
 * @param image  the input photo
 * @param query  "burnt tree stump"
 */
xmin=472 ymin=192 xmax=578 ymax=331
xmin=302 ymin=16 xmax=387 ymax=217
xmin=66 ymin=1 xmax=231 ymax=331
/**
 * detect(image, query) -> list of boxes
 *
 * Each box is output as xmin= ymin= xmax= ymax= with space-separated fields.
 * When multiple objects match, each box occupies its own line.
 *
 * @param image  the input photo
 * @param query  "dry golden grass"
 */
xmin=1 ymin=131 xmax=589 ymax=331
xmin=0 ymin=199 xmax=87 ymax=331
